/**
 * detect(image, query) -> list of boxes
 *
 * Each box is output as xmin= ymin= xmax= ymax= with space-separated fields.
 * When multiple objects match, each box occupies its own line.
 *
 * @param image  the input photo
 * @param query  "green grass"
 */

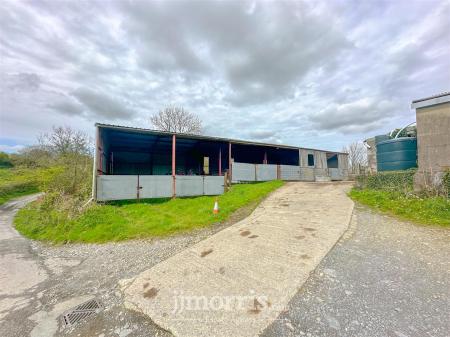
xmin=0 ymin=167 xmax=62 ymax=205
xmin=350 ymin=188 xmax=450 ymax=227
xmin=15 ymin=180 xmax=284 ymax=243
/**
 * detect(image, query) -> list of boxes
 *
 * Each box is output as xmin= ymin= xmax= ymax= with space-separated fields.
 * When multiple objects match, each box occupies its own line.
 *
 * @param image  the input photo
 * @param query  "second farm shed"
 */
xmin=93 ymin=123 xmax=349 ymax=201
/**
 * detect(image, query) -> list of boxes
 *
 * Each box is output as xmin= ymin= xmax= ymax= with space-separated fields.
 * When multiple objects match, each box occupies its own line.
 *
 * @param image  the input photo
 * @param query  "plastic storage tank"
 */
xmin=376 ymin=138 xmax=417 ymax=171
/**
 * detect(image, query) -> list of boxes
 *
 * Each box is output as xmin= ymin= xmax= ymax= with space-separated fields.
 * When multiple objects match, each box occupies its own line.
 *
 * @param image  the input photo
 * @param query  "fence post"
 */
xmin=172 ymin=134 xmax=176 ymax=198
xmin=224 ymin=172 xmax=228 ymax=192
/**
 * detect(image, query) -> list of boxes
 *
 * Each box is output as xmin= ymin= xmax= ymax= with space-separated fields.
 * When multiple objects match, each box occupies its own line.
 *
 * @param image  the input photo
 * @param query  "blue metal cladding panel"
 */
xmin=377 ymin=138 xmax=417 ymax=171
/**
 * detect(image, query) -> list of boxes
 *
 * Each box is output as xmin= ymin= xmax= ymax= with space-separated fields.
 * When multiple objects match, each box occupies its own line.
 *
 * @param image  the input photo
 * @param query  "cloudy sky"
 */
xmin=1 ymin=0 xmax=449 ymax=153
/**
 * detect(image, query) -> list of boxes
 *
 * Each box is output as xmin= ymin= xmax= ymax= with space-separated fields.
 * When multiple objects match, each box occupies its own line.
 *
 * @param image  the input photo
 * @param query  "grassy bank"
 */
xmin=15 ymin=180 xmax=284 ymax=243
xmin=0 ymin=167 xmax=62 ymax=205
xmin=350 ymin=189 xmax=450 ymax=227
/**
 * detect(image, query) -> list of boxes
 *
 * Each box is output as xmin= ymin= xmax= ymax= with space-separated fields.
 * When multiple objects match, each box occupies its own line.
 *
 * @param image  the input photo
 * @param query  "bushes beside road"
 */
xmin=350 ymin=169 xmax=450 ymax=227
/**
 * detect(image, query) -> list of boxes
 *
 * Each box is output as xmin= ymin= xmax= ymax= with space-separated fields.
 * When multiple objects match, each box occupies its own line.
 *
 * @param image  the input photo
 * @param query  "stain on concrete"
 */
xmin=240 ymin=230 xmax=251 ymax=236
xmin=218 ymin=267 xmax=225 ymax=275
xmin=295 ymin=235 xmax=306 ymax=240
xmin=300 ymin=254 xmax=311 ymax=259
xmin=248 ymin=298 xmax=263 ymax=314
xmin=0 ymin=254 xmax=48 ymax=297
xmin=143 ymin=287 xmax=159 ymax=299
xmin=248 ymin=235 xmax=258 ymax=239
xmin=200 ymin=248 xmax=213 ymax=257
xmin=143 ymin=283 xmax=149 ymax=289
xmin=303 ymin=228 xmax=316 ymax=232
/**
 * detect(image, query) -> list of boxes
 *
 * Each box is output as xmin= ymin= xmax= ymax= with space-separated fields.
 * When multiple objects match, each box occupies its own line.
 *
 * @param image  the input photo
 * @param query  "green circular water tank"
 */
xmin=376 ymin=138 xmax=417 ymax=171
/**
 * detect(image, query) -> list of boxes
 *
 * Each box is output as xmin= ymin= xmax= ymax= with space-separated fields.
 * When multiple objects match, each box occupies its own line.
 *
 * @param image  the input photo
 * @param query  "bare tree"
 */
xmin=38 ymin=126 xmax=92 ymax=157
xmin=342 ymin=142 xmax=367 ymax=174
xmin=38 ymin=126 xmax=93 ymax=197
xmin=150 ymin=106 xmax=202 ymax=134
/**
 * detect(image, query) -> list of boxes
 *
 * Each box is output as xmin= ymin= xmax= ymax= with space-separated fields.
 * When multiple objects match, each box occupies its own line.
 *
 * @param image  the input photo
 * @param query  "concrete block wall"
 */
xmin=414 ymin=101 xmax=450 ymax=190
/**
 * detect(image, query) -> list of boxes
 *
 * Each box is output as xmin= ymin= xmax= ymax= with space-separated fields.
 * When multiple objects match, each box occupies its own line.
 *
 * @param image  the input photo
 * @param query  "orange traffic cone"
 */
xmin=213 ymin=198 xmax=219 ymax=214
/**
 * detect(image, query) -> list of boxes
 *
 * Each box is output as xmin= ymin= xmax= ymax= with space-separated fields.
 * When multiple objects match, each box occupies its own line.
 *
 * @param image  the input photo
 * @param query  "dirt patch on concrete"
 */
xmin=143 ymin=288 xmax=159 ymax=299
xmin=240 ymin=230 xmax=251 ymax=236
xmin=200 ymin=248 xmax=213 ymax=257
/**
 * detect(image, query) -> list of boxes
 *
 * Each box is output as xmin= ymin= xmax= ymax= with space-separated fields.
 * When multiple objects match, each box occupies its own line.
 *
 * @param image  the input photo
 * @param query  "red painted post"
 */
xmin=172 ymin=134 xmax=176 ymax=198
xmin=97 ymin=129 xmax=103 ymax=175
xmin=228 ymin=142 xmax=232 ymax=181
xmin=219 ymin=148 xmax=222 ymax=176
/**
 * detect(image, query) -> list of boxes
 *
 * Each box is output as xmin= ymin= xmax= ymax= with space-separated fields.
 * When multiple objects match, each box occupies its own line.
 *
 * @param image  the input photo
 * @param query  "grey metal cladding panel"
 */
xmin=280 ymin=165 xmax=300 ymax=180
xmin=314 ymin=168 xmax=328 ymax=177
xmin=232 ymin=162 xmax=256 ymax=182
xmin=256 ymin=164 xmax=277 ymax=181
xmin=329 ymin=168 xmax=342 ymax=180
xmin=97 ymin=175 xmax=137 ymax=201
xmin=204 ymin=176 xmax=225 ymax=195
xmin=139 ymin=175 xmax=172 ymax=198
xmin=176 ymin=176 xmax=204 ymax=197
xmin=299 ymin=167 xmax=315 ymax=181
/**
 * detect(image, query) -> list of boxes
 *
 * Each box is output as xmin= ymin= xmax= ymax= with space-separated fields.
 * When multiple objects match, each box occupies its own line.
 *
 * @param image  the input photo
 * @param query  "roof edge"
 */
xmin=411 ymin=92 xmax=450 ymax=109
xmin=95 ymin=123 xmax=348 ymax=155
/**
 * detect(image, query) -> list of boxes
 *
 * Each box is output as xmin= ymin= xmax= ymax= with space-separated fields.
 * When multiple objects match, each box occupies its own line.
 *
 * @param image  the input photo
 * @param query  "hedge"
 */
xmin=356 ymin=169 xmax=416 ymax=192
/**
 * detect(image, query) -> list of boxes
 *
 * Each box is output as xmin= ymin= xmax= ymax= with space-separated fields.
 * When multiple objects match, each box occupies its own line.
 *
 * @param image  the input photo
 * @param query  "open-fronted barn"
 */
xmin=93 ymin=123 xmax=348 ymax=201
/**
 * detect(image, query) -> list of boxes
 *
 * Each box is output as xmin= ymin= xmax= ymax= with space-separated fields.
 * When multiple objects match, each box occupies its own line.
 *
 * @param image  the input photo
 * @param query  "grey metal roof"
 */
xmin=412 ymin=91 xmax=450 ymax=104
xmin=411 ymin=92 xmax=450 ymax=109
xmin=95 ymin=123 xmax=348 ymax=155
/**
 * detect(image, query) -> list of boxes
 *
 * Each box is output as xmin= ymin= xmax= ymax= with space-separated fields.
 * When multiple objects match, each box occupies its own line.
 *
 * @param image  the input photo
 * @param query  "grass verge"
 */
xmin=0 ymin=167 xmax=62 ymax=205
xmin=15 ymin=180 xmax=284 ymax=243
xmin=349 ymin=188 xmax=450 ymax=227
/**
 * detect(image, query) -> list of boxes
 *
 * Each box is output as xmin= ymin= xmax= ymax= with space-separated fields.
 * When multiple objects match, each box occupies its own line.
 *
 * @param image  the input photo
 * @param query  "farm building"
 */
xmin=92 ymin=123 xmax=349 ymax=201
xmin=411 ymin=92 xmax=450 ymax=190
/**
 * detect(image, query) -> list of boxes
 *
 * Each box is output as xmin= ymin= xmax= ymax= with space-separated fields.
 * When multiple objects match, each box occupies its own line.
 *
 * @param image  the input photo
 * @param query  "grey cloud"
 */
xmin=309 ymin=98 xmax=395 ymax=133
xmin=3 ymin=73 xmax=41 ymax=92
xmin=1 ymin=0 xmax=449 ymax=152
xmin=121 ymin=1 xmax=350 ymax=105
xmin=71 ymin=88 xmax=135 ymax=119
xmin=48 ymin=99 xmax=85 ymax=117
xmin=248 ymin=130 xmax=277 ymax=140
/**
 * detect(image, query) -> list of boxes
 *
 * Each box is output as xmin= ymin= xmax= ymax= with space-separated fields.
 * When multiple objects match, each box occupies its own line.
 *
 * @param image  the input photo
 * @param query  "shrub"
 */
xmin=443 ymin=170 xmax=450 ymax=198
xmin=0 ymin=152 xmax=13 ymax=168
xmin=356 ymin=169 xmax=416 ymax=193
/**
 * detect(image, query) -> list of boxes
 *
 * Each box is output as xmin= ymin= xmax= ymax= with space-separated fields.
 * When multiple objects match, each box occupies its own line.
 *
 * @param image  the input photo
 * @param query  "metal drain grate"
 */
xmin=62 ymin=299 xmax=103 ymax=327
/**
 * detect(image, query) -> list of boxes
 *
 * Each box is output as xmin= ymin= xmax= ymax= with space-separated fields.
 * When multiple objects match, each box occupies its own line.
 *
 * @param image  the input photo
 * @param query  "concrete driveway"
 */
xmin=1 ymin=183 xmax=448 ymax=337
xmin=122 ymin=182 xmax=354 ymax=337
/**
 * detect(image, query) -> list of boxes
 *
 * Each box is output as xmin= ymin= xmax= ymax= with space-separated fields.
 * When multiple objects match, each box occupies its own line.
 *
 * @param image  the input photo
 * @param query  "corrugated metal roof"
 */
xmin=95 ymin=123 xmax=348 ymax=155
